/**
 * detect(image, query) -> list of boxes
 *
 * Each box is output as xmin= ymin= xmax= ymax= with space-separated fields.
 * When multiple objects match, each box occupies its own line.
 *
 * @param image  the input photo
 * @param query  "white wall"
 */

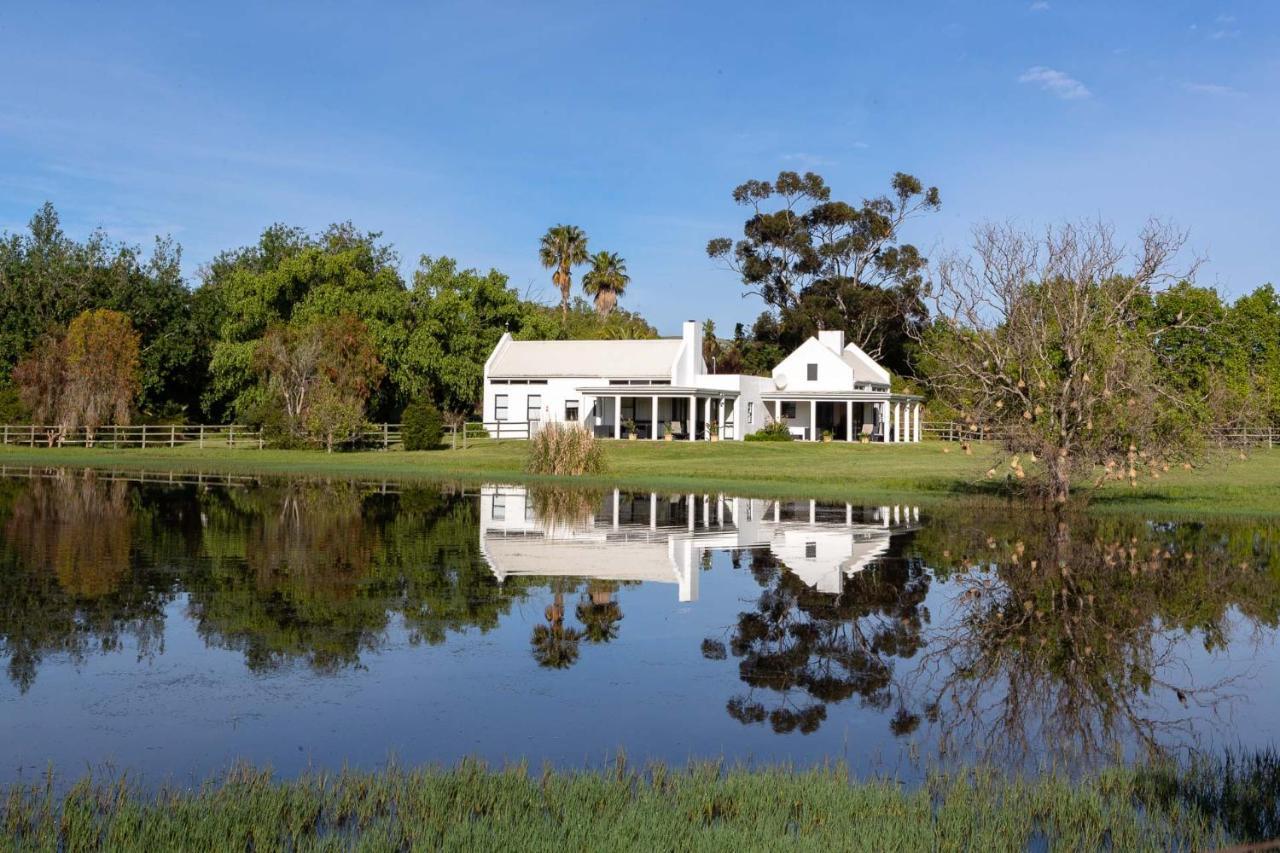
xmin=772 ymin=338 xmax=855 ymax=393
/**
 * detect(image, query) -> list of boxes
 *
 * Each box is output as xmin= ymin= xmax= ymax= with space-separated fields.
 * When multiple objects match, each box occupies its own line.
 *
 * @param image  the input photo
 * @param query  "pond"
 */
xmin=0 ymin=467 xmax=1277 ymax=787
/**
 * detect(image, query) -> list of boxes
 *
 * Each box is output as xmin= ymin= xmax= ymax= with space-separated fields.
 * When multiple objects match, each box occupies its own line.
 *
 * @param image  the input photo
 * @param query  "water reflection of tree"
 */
xmin=576 ymin=580 xmax=623 ymax=644
xmin=186 ymin=481 xmax=390 ymax=673
xmin=190 ymin=482 xmax=536 ymax=673
xmin=531 ymin=579 xmax=582 ymax=669
xmin=703 ymin=548 xmax=931 ymax=734
xmin=908 ymin=508 xmax=1280 ymax=766
xmin=0 ymin=473 xmax=172 ymax=692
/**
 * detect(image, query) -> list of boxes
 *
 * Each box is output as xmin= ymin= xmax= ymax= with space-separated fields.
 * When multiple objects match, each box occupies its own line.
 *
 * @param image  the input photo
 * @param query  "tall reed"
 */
xmin=525 ymin=422 xmax=606 ymax=476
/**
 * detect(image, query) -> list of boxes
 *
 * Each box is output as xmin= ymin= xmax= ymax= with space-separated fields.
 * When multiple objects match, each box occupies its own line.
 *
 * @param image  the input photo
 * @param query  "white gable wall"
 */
xmin=771 ymin=337 xmax=856 ymax=393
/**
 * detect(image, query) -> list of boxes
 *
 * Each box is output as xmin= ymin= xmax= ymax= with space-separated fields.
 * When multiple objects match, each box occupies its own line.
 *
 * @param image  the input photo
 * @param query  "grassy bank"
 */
xmin=1 ymin=440 xmax=1277 ymax=516
xmin=3 ymin=759 xmax=1267 ymax=852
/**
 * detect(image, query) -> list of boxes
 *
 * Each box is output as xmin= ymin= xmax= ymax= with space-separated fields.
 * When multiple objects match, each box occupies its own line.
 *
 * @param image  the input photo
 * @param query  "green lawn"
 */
xmin=1 ymin=439 xmax=1277 ymax=516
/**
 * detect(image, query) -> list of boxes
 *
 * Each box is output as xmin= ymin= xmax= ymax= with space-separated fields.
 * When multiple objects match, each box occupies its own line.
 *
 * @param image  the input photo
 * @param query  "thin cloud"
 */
xmin=1029 ymin=1 xmax=1051 ymax=11
xmin=1185 ymin=82 xmax=1243 ymax=97
xmin=1018 ymin=66 xmax=1091 ymax=100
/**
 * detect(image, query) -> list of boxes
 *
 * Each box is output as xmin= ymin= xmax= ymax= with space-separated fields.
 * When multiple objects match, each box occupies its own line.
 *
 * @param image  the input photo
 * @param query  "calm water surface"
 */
xmin=1 ymin=469 xmax=1277 ymax=786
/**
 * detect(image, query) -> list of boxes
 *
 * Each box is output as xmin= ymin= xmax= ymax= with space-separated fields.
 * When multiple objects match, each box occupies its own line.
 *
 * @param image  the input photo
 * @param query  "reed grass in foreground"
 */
xmin=5 ymin=758 xmax=1273 ymax=852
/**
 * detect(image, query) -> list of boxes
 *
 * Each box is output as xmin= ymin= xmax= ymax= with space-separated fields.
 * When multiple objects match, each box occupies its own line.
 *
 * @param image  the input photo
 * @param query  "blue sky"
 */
xmin=1 ymin=1 xmax=1276 ymax=335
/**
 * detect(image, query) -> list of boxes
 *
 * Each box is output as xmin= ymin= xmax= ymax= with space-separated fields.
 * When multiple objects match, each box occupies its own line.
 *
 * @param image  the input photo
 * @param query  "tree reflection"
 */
xmin=531 ymin=580 xmax=582 ymax=669
xmin=0 ymin=472 xmax=171 ymax=692
xmin=576 ymin=580 xmax=623 ymax=644
xmin=0 ymin=474 xmax=539 ymax=687
xmin=909 ymin=508 xmax=1280 ymax=766
xmin=703 ymin=548 xmax=931 ymax=734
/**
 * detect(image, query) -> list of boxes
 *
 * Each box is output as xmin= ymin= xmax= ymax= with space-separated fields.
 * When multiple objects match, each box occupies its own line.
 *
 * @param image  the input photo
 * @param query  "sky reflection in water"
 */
xmin=0 ymin=469 xmax=1277 ymax=787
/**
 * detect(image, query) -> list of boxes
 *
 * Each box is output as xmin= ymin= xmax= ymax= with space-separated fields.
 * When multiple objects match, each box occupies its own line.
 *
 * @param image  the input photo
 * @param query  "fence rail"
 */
xmin=0 ymin=422 xmax=504 ymax=451
xmin=921 ymin=421 xmax=1280 ymax=449
xmin=0 ymin=424 xmax=265 ymax=449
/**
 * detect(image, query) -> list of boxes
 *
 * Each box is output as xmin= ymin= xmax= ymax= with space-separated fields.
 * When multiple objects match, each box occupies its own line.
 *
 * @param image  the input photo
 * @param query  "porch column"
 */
xmin=688 ymin=394 xmax=696 ymax=440
xmin=687 ymin=494 xmax=695 ymax=531
xmin=845 ymin=400 xmax=853 ymax=442
xmin=651 ymin=395 xmax=659 ymax=440
xmin=809 ymin=399 xmax=817 ymax=441
xmin=894 ymin=402 xmax=902 ymax=443
xmin=704 ymin=397 xmax=712 ymax=441
xmin=613 ymin=395 xmax=622 ymax=440
xmin=612 ymin=488 xmax=620 ymax=530
xmin=774 ymin=501 xmax=781 ymax=523
xmin=809 ymin=499 xmax=816 ymax=525
xmin=718 ymin=398 xmax=726 ymax=438
xmin=914 ymin=403 xmax=922 ymax=443
xmin=650 ymin=492 xmax=657 ymax=530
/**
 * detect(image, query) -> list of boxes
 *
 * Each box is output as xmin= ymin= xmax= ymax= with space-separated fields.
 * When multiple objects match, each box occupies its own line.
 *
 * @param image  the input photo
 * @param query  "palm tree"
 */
xmin=530 ymin=586 xmax=582 ymax=669
xmin=581 ymin=251 xmax=630 ymax=317
xmin=575 ymin=580 xmax=624 ymax=643
xmin=539 ymin=225 xmax=590 ymax=320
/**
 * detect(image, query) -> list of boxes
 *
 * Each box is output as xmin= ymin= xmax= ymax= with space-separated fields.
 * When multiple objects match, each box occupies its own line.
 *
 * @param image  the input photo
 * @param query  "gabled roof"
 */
xmin=487 ymin=337 xmax=682 ymax=379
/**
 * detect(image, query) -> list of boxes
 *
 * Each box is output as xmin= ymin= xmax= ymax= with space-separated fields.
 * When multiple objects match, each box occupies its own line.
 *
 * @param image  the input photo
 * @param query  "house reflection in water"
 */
xmin=478 ymin=486 xmax=919 ymax=600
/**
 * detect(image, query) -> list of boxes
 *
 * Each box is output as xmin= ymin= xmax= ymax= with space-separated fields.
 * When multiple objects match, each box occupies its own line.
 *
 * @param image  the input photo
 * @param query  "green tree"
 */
xmin=400 ymin=256 xmax=526 ymax=413
xmin=538 ymin=224 xmax=589 ymax=320
xmin=204 ymin=223 xmax=407 ymax=420
xmin=581 ymin=251 xmax=629 ymax=317
xmin=254 ymin=314 xmax=384 ymax=448
xmin=0 ymin=204 xmax=204 ymax=418
xmin=707 ymin=171 xmax=939 ymax=374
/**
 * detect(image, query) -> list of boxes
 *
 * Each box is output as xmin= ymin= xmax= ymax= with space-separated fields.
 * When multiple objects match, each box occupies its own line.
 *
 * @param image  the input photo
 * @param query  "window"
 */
xmin=807 ymin=363 xmax=818 ymax=381
xmin=781 ymin=401 xmax=797 ymax=419
xmin=494 ymin=394 xmax=509 ymax=421
xmin=805 ymin=541 xmax=817 ymax=559
xmin=527 ymin=394 xmax=542 ymax=424
xmin=492 ymin=496 xmax=506 ymax=521
xmin=565 ymin=400 xmax=579 ymax=421
xmin=747 ymin=401 xmax=755 ymax=425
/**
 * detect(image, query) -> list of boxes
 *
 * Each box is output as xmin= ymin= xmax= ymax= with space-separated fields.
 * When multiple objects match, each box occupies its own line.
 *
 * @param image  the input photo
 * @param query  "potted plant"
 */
xmin=709 ymin=420 xmax=720 ymax=442
xmin=822 ymin=429 xmax=833 ymax=443
xmin=623 ymin=418 xmax=637 ymax=441
xmin=664 ymin=423 xmax=674 ymax=442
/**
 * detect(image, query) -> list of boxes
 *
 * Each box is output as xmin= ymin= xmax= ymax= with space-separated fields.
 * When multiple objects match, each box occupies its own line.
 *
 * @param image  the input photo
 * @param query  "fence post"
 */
xmin=2 ymin=425 xmax=6 ymax=446
xmin=383 ymin=423 xmax=389 ymax=450
xmin=199 ymin=425 xmax=205 ymax=449
xmin=229 ymin=425 xmax=235 ymax=447
xmin=141 ymin=425 xmax=147 ymax=450
xmin=170 ymin=424 xmax=176 ymax=448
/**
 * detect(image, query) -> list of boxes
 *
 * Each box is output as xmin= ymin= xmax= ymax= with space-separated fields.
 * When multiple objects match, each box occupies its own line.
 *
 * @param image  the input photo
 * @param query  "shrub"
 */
xmin=402 ymin=399 xmax=445 ymax=451
xmin=0 ymin=385 xmax=30 ymax=424
xmin=745 ymin=421 xmax=794 ymax=442
xmin=526 ymin=422 xmax=606 ymax=475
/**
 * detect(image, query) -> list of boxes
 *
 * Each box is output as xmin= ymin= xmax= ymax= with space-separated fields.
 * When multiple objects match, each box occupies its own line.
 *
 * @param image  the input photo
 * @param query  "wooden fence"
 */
xmin=0 ymin=422 xmax=499 ymax=451
xmin=921 ymin=421 xmax=1280 ymax=449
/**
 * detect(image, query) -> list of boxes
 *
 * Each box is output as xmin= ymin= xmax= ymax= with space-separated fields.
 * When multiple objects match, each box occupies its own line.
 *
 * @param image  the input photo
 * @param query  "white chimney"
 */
xmin=817 ymin=329 xmax=845 ymax=355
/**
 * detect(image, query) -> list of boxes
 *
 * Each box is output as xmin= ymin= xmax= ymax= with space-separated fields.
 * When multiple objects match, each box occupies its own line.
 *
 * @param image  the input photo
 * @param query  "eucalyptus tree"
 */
xmin=538 ymin=224 xmax=589 ymax=320
xmin=581 ymin=251 xmax=629 ymax=317
xmin=707 ymin=171 xmax=939 ymax=373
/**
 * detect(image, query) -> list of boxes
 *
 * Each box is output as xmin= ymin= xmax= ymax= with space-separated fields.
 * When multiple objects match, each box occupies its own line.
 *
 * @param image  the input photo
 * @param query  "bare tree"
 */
xmin=916 ymin=220 xmax=1199 ymax=502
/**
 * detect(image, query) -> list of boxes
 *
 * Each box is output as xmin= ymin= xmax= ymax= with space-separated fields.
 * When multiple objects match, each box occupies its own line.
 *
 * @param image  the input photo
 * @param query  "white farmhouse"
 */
xmin=482 ymin=321 xmax=923 ymax=442
xmin=478 ymin=486 xmax=921 ymax=601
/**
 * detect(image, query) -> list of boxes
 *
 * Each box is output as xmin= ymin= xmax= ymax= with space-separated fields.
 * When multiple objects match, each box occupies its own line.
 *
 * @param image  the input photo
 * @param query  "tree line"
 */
xmin=0 ymin=205 xmax=652 ymax=445
xmin=3 ymin=175 xmax=1277 ymax=469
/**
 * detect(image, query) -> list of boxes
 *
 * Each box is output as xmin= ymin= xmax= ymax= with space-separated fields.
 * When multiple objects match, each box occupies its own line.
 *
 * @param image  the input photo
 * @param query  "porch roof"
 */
xmin=761 ymin=390 xmax=923 ymax=402
xmin=575 ymin=384 xmax=739 ymax=398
